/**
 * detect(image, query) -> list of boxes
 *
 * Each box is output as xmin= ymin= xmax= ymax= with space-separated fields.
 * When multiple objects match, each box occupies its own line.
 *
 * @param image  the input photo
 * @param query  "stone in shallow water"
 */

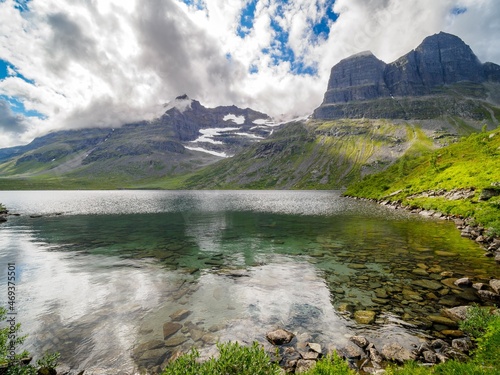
xmin=307 ymin=342 xmax=322 ymax=353
xmin=412 ymin=268 xmax=429 ymax=276
xmin=354 ymin=310 xmax=376 ymax=324
xmin=169 ymin=309 xmax=192 ymax=322
xmin=435 ymin=251 xmax=458 ymax=257
xmin=428 ymin=315 xmax=458 ymax=328
xmin=454 ymin=277 xmax=472 ymax=287
xmin=441 ymin=306 xmax=470 ymax=322
xmin=413 ymin=279 xmax=443 ymax=291
xmin=163 ymin=322 xmax=182 ymax=340
xmin=348 ymin=263 xmax=368 ymax=269
xmin=402 ymin=289 xmax=423 ymax=301
xmin=165 ymin=335 xmax=188 ymax=347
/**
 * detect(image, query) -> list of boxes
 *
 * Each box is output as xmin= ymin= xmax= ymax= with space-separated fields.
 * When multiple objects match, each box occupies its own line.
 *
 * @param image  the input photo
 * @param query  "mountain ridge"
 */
xmin=314 ymin=32 xmax=500 ymax=120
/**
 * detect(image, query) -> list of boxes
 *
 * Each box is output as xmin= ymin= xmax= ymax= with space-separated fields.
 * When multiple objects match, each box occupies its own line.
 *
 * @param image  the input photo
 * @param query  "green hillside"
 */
xmin=345 ymin=129 xmax=500 ymax=234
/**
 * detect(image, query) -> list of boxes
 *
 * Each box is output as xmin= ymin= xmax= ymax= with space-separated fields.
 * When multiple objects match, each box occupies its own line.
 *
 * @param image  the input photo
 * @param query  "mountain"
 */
xmin=0 ymin=96 xmax=274 ymax=187
xmin=314 ymin=32 xmax=500 ymax=120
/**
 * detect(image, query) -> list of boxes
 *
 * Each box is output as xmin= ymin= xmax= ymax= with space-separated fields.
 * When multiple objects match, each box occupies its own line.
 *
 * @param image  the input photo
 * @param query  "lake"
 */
xmin=0 ymin=190 xmax=497 ymax=374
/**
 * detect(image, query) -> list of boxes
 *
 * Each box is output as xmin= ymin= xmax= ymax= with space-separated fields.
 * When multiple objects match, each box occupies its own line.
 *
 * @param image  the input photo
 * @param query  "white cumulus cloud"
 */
xmin=0 ymin=0 xmax=498 ymax=147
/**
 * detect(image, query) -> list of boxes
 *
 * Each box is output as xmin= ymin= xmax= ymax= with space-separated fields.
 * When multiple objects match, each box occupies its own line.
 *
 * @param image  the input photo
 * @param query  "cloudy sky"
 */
xmin=0 ymin=0 xmax=499 ymax=147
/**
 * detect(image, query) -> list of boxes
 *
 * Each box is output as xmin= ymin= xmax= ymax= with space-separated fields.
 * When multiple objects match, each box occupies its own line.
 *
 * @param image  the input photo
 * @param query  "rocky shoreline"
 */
xmin=263 ymin=309 xmax=484 ymax=374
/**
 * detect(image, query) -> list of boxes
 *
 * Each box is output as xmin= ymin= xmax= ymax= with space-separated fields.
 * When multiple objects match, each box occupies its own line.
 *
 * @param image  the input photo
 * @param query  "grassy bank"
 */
xmin=345 ymin=130 xmax=500 ymax=235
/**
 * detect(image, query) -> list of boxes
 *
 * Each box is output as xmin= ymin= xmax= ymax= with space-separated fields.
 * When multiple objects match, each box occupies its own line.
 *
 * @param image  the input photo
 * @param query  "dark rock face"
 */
xmin=324 ymin=52 xmax=389 ymax=103
xmin=314 ymin=32 xmax=500 ymax=119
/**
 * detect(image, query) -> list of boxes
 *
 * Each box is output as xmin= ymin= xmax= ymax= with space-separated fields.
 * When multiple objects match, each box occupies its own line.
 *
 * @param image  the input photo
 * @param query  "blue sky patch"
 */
xmin=237 ymin=0 xmax=258 ymax=38
xmin=0 ymin=95 xmax=45 ymax=119
xmin=312 ymin=0 xmax=338 ymax=42
xmin=451 ymin=6 xmax=467 ymax=15
xmin=179 ymin=0 xmax=205 ymax=11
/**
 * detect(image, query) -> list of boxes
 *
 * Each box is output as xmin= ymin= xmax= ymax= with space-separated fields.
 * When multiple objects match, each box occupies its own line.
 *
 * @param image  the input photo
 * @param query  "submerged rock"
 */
xmin=354 ymin=310 xmax=376 ymax=324
xmin=163 ymin=322 xmax=182 ymax=340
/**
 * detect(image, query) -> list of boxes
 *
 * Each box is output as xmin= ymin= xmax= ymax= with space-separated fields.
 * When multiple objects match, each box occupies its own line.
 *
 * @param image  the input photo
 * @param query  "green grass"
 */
xmin=345 ymin=130 xmax=500 ymax=234
xmin=162 ymin=342 xmax=281 ymax=375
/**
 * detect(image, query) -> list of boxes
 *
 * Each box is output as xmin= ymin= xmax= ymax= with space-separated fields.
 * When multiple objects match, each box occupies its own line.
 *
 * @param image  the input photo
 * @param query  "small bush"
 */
xmin=162 ymin=341 xmax=281 ymax=375
xmin=459 ymin=305 xmax=497 ymax=339
xmin=303 ymin=351 xmax=355 ymax=375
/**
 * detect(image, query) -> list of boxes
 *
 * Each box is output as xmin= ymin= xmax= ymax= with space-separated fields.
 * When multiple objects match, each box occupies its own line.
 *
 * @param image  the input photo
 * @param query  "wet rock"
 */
xmin=413 ymin=279 xmax=443 ymax=291
xmin=452 ymin=338 xmax=473 ymax=354
xmin=443 ymin=347 xmax=469 ymax=362
xmin=134 ymin=340 xmax=166 ymax=356
xmin=338 ymin=342 xmax=366 ymax=359
xmin=164 ymin=335 xmax=188 ymax=347
xmin=139 ymin=348 xmax=170 ymax=367
xmin=402 ymin=289 xmax=423 ymax=301
xmin=412 ymin=268 xmax=429 ymax=276
xmin=473 ymin=283 xmax=487 ymax=290
xmin=295 ymin=359 xmax=316 ymax=373
xmin=350 ymin=336 xmax=369 ymax=349
xmin=374 ymin=288 xmax=388 ymax=299
xmin=478 ymin=290 xmax=500 ymax=302
xmin=354 ymin=310 xmax=376 ymax=324
xmin=428 ymin=316 xmax=458 ymax=328
xmin=266 ymin=328 xmax=295 ymax=345
xmin=38 ymin=367 xmax=57 ymax=375
xmin=189 ymin=328 xmax=205 ymax=342
xmin=163 ymin=322 xmax=182 ymax=340
xmin=490 ymin=279 xmax=500 ymax=294
xmin=368 ymin=346 xmax=383 ymax=365
xmin=430 ymin=339 xmax=450 ymax=351
xmin=169 ymin=309 xmax=192 ymax=322
xmin=381 ymin=343 xmax=416 ymax=363
xmin=441 ymin=278 xmax=462 ymax=290
xmin=201 ymin=333 xmax=217 ymax=345
xmin=423 ymin=350 xmax=438 ymax=364
xmin=307 ymin=342 xmax=322 ymax=354
xmin=454 ymin=277 xmax=472 ymax=287
xmin=441 ymin=330 xmax=464 ymax=338
xmin=441 ymin=306 xmax=469 ymax=322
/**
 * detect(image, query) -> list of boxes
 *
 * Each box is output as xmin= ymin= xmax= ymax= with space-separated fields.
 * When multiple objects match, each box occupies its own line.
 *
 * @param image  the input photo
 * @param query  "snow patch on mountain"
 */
xmin=190 ymin=127 xmax=240 ymax=144
xmin=223 ymin=114 xmax=245 ymax=125
xmin=184 ymin=146 xmax=229 ymax=158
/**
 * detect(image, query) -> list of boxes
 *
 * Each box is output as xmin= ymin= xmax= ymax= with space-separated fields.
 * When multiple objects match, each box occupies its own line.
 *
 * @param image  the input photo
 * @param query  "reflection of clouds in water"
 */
xmin=0 ymin=225 xmax=177 ymax=372
xmin=188 ymin=258 xmax=352 ymax=347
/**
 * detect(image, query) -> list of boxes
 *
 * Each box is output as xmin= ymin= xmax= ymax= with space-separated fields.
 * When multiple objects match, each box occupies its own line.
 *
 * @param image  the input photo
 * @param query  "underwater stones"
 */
xmin=402 ymin=289 xmax=423 ymax=301
xmin=441 ymin=278 xmax=462 ymax=290
xmin=413 ymin=279 xmax=443 ymax=291
xmin=164 ymin=335 xmax=188 ymax=347
xmin=169 ymin=309 xmax=192 ymax=322
xmin=266 ymin=328 xmax=295 ymax=345
xmin=427 ymin=316 xmax=458 ymax=328
xmin=434 ymin=251 xmax=457 ymax=257
xmin=412 ymin=268 xmax=429 ymax=276
xmin=354 ymin=310 xmax=376 ymax=324
xmin=163 ymin=322 xmax=182 ymax=340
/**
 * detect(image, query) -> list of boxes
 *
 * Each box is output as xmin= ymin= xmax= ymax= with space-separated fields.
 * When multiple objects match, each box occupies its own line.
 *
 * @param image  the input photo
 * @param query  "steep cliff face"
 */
xmin=314 ymin=32 xmax=500 ymax=120
xmin=324 ymin=51 xmax=389 ymax=103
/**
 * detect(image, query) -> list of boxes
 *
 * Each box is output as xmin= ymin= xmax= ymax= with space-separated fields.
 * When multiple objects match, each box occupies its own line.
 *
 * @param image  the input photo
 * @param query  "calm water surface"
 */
xmin=0 ymin=190 xmax=497 ymax=374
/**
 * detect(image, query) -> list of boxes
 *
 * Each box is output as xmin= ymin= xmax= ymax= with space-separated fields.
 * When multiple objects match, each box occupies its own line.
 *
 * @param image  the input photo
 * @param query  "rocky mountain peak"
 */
xmin=314 ymin=32 xmax=500 ymax=120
